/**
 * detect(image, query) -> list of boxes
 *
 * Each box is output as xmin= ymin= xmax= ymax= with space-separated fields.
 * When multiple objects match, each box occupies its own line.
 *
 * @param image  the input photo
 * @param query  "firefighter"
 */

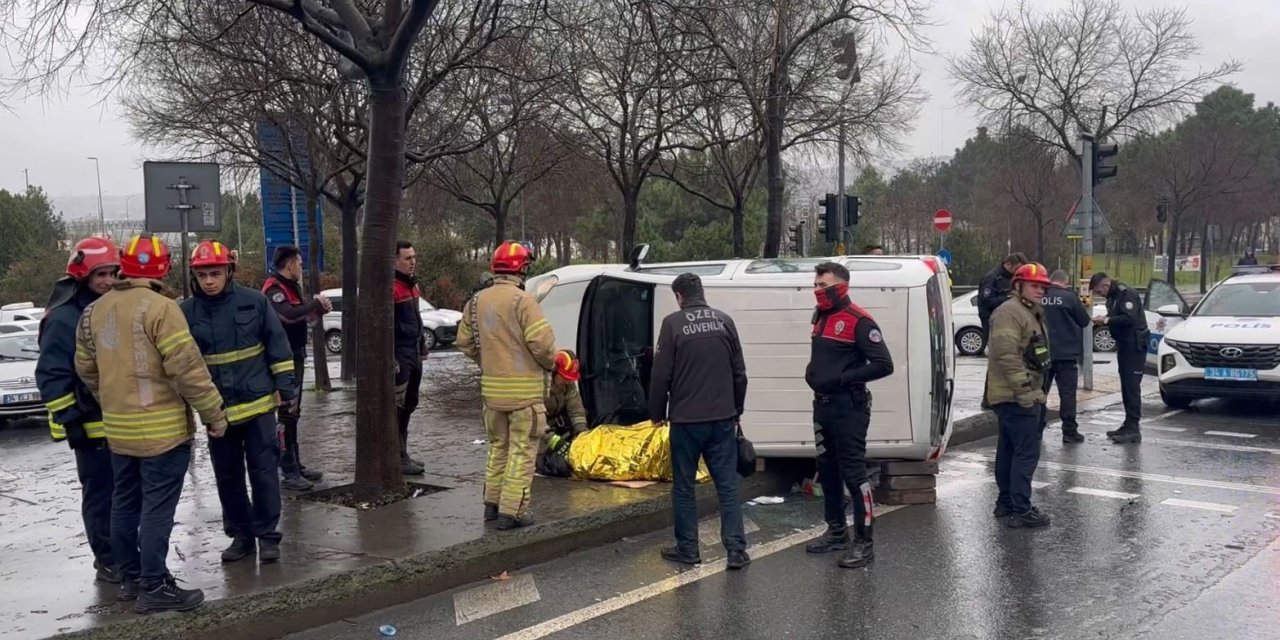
xmin=1089 ymin=272 xmax=1149 ymax=443
xmin=803 ymin=261 xmax=894 ymax=569
xmin=262 ymin=245 xmax=331 ymax=490
xmin=457 ymin=240 xmax=558 ymax=530
xmin=75 ymin=233 xmax=228 ymax=613
xmin=393 ymin=240 xmax=427 ymax=476
xmin=181 ymin=241 xmax=296 ymax=564
xmin=986 ymin=263 xmax=1054 ymax=529
xmin=35 ymin=236 xmax=121 ymax=585
xmin=545 ymin=349 xmax=588 ymax=438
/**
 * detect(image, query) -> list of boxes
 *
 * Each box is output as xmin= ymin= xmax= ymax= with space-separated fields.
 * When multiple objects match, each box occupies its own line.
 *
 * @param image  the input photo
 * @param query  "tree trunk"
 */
xmin=1199 ymin=214 xmax=1210 ymax=294
xmin=305 ymin=190 xmax=332 ymax=393
xmin=493 ymin=205 xmax=507 ymax=246
xmin=731 ymin=198 xmax=746 ymax=258
xmin=622 ymin=190 xmax=638 ymax=257
xmin=354 ymin=79 xmax=407 ymax=497
xmin=340 ymin=195 xmax=360 ymax=382
xmin=1165 ymin=214 xmax=1179 ymax=283
xmin=763 ymin=90 xmax=785 ymax=258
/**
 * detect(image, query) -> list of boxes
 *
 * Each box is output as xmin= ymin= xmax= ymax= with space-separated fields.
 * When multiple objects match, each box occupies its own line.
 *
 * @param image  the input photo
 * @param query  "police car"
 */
xmin=1156 ymin=264 xmax=1280 ymax=408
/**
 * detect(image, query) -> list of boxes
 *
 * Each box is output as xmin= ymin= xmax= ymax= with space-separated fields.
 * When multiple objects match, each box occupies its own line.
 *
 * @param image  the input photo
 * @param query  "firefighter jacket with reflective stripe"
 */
xmin=36 ymin=282 xmax=105 ymax=441
xmin=75 ymin=279 xmax=227 ymax=457
xmin=984 ymin=292 xmax=1050 ymax=408
xmin=181 ymin=282 xmax=296 ymax=426
xmin=393 ymin=271 xmax=427 ymax=368
xmin=262 ymin=274 xmax=323 ymax=353
xmin=457 ymin=276 xmax=558 ymax=411
xmin=545 ymin=379 xmax=587 ymax=433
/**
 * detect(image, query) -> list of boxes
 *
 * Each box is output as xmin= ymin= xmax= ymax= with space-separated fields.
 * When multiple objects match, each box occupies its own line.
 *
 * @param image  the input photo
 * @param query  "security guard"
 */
xmin=393 ymin=240 xmax=427 ymax=476
xmin=457 ymin=240 xmax=558 ymax=530
xmin=181 ymin=241 xmax=296 ymax=564
xmin=1041 ymin=269 xmax=1090 ymax=443
xmin=803 ymin=262 xmax=894 ymax=569
xmin=75 ymin=233 xmax=227 ymax=613
xmin=545 ymin=350 xmax=588 ymax=438
xmin=262 ymin=245 xmax=331 ymax=490
xmin=35 ymin=236 xmax=121 ymax=584
xmin=1089 ymin=272 xmax=1148 ymax=443
xmin=977 ymin=252 xmax=1029 ymax=354
xmin=985 ymin=263 xmax=1053 ymax=529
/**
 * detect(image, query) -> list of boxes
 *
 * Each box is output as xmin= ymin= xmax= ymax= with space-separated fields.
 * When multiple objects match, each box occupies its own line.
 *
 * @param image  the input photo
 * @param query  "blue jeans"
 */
xmin=111 ymin=443 xmax=191 ymax=589
xmin=993 ymin=403 xmax=1047 ymax=513
xmin=670 ymin=420 xmax=746 ymax=555
xmin=209 ymin=413 xmax=282 ymax=543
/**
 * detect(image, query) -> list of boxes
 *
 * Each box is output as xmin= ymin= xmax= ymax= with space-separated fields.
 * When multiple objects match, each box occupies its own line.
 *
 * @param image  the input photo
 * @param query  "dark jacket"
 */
xmin=393 ymin=271 xmax=427 ymax=370
xmin=36 ymin=281 xmax=105 ymax=445
xmin=1104 ymin=281 xmax=1149 ymax=353
xmin=978 ymin=265 xmax=1015 ymax=323
xmin=805 ymin=298 xmax=894 ymax=396
xmin=1041 ymin=284 xmax=1090 ymax=361
xmin=648 ymin=298 xmax=747 ymax=424
xmin=181 ymin=282 xmax=297 ymax=425
xmin=262 ymin=274 xmax=324 ymax=354
xmin=985 ymin=293 xmax=1050 ymax=408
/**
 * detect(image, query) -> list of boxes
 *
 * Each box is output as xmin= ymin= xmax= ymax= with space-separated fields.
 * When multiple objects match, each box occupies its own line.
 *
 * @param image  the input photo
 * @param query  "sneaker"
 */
xmin=804 ymin=529 xmax=849 ymax=554
xmin=117 ymin=579 xmax=141 ymax=602
xmin=299 ymin=467 xmax=324 ymax=482
xmin=94 ymin=559 xmax=123 ymax=584
xmin=483 ymin=503 xmax=499 ymax=522
xmin=1007 ymin=507 xmax=1052 ymax=529
xmin=259 ymin=540 xmax=281 ymax=563
xmin=837 ymin=540 xmax=875 ymax=569
xmin=281 ymin=473 xmax=313 ymax=492
xmin=726 ymin=550 xmax=751 ymax=570
xmin=221 ymin=537 xmax=256 ymax=563
xmin=992 ymin=503 xmax=1013 ymax=518
xmin=1062 ymin=430 xmax=1085 ymax=444
xmin=134 ymin=582 xmax=205 ymax=614
xmin=401 ymin=458 xmax=425 ymax=476
xmin=660 ymin=546 xmax=701 ymax=565
xmin=495 ymin=513 xmax=533 ymax=530
xmin=1109 ymin=431 xmax=1142 ymax=444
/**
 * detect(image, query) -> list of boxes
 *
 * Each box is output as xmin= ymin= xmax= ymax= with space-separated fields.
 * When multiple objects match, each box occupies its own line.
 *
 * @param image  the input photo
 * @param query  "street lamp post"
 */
xmin=87 ymin=157 xmax=105 ymax=236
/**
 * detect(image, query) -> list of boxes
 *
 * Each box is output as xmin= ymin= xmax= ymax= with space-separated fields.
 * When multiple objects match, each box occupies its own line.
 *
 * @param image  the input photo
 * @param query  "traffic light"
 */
xmin=788 ymin=224 xmax=803 ymax=255
xmin=1156 ymin=201 xmax=1168 ymax=223
xmin=832 ymin=33 xmax=859 ymax=83
xmin=844 ymin=196 xmax=860 ymax=227
xmin=817 ymin=193 xmax=839 ymax=242
xmin=1092 ymin=140 xmax=1118 ymax=185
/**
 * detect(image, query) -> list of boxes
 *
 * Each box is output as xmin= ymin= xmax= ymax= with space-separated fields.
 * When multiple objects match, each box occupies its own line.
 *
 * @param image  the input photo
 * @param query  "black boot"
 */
xmin=221 ymin=537 xmax=256 ymax=563
xmin=660 ymin=546 xmax=702 ymax=565
xmin=135 ymin=581 xmax=205 ymax=614
xmin=399 ymin=422 xmax=425 ymax=469
xmin=837 ymin=539 xmax=875 ymax=568
xmin=117 ymin=579 xmax=141 ymax=602
xmin=1062 ymin=428 xmax=1085 ymax=443
xmin=1110 ymin=430 xmax=1142 ymax=443
xmin=259 ymin=539 xmax=281 ymax=563
xmin=281 ymin=472 xmax=313 ymax=491
xmin=805 ymin=527 xmax=849 ymax=554
xmin=299 ymin=466 xmax=324 ymax=482
xmin=496 ymin=513 xmax=533 ymax=530
xmin=484 ymin=503 xmax=499 ymax=522
xmin=94 ymin=558 xmax=122 ymax=584
xmin=1007 ymin=506 xmax=1052 ymax=528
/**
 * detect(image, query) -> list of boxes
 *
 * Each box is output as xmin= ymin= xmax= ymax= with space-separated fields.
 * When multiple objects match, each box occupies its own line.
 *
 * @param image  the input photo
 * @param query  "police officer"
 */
xmin=986 ymin=263 xmax=1053 ymax=529
xmin=35 ymin=236 xmax=121 ymax=584
xmin=803 ymin=262 xmax=894 ymax=568
xmin=75 ymin=233 xmax=227 ymax=613
xmin=181 ymin=241 xmax=296 ymax=564
xmin=1041 ymin=269 xmax=1090 ymax=443
xmin=262 ymin=246 xmax=331 ymax=490
xmin=457 ymin=241 xmax=557 ymax=530
xmin=977 ymin=252 xmax=1029 ymax=355
xmin=649 ymin=273 xmax=751 ymax=570
xmin=393 ymin=240 xmax=427 ymax=476
xmin=1089 ymin=272 xmax=1148 ymax=443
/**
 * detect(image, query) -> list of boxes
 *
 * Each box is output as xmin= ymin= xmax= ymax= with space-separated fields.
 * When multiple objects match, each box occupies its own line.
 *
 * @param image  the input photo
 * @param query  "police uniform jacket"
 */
xmin=1104 ymin=281 xmax=1150 ymax=353
xmin=262 ymin=274 xmax=325 ymax=355
xmin=805 ymin=298 xmax=894 ymax=397
xmin=1041 ymin=284 xmax=1090 ymax=361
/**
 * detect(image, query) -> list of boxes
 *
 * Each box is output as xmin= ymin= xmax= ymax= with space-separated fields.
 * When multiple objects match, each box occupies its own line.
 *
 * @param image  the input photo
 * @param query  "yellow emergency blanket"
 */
xmin=567 ymin=420 xmax=710 ymax=483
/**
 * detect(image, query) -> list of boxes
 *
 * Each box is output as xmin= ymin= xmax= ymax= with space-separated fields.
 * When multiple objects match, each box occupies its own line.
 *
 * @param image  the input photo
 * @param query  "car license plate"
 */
xmin=2 ymin=392 xmax=41 ymax=404
xmin=1204 ymin=368 xmax=1258 ymax=381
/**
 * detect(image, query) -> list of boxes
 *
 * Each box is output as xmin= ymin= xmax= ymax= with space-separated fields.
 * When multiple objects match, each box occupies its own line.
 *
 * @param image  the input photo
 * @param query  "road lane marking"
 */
xmin=951 ymin=452 xmax=1280 ymax=496
xmin=1031 ymin=481 xmax=1049 ymax=489
xmin=699 ymin=515 xmax=759 ymax=546
xmin=493 ymin=479 xmax=981 ymax=640
xmin=1156 ymin=409 xmax=1186 ymax=420
xmin=454 ymin=572 xmax=541 ymax=626
xmin=1161 ymin=498 xmax=1238 ymax=514
xmin=1068 ymin=487 xmax=1140 ymax=500
xmin=1139 ymin=437 xmax=1280 ymax=455
xmin=1144 ymin=426 xmax=1187 ymax=433
xmin=1204 ymin=431 xmax=1259 ymax=439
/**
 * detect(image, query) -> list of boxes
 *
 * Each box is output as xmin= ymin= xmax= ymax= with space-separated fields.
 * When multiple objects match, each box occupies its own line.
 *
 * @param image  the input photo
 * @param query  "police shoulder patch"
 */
xmin=271 ymin=292 xmax=285 ymax=303
xmin=868 ymin=328 xmax=883 ymax=343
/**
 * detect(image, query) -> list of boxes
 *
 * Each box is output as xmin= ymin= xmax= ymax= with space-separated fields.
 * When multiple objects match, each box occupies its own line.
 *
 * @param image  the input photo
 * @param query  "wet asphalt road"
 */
xmin=293 ymin=397 xmax=1280 ymax=640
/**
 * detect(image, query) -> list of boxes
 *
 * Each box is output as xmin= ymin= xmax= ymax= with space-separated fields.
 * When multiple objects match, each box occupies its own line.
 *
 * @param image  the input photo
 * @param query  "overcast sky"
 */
xmin=1 ymin=0 xmax=1276 ymax=216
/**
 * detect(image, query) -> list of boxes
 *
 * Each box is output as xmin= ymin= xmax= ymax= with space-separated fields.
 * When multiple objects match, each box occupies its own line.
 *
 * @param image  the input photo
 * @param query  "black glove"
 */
xmin=64 ymin=422 xmax=92 ymax=450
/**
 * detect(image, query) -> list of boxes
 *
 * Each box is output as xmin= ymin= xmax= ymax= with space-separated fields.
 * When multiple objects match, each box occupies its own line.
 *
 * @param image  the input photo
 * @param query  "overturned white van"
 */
xmin=525 ymin=251 xmax=957 ymax=463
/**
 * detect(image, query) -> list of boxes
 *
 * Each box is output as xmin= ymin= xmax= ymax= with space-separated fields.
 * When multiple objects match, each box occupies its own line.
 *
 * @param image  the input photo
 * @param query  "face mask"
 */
xmin=815 ymin=283 xmax=848 ymax=311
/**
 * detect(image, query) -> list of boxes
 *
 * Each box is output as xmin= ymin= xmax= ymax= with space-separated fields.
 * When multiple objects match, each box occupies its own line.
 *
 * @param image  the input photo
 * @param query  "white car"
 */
xmin=319 ymin=288 xmax=463 ymax=354
xmin=0 ymin=321 xmax=40 ymax=335
xmin=0 ymin=331 xmax=45 ymax=421
xmin=0 ymin=302 xmax=44 ymax=323
xmin=1156 ymin=265 xmax=1279 ymax=408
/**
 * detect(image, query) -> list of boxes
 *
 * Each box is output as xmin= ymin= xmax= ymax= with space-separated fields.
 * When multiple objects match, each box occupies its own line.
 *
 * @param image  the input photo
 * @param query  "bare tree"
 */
xmin=987 ymin=135 xmax=1072 ymax=261
xmin=950 ymin=0 xmax=1240 ymax=164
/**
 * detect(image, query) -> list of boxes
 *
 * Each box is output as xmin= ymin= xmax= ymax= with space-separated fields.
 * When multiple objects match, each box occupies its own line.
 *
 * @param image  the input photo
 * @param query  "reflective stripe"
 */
xmin=46 ymin=393 xmax=76 ymax=413
xmin=104 ymin=422 xmax=189 ymax=441
xmin=49 ymin=418 xmax=105 ymax=440
xmin=102 ymin=407 xmax=189 ymax=441
xmin=75 ymin=346 xmax=91 ymax=359
xmin=156 ymin=331 xmax=193 ymax=356
xmin=188 ymin=391 xmax=223 ymax=415
xmin=225 ymin=393 xmax=276 ymax=424
xmin=104 ymin=406 xmax=188 ymax=425
xmin=481 ymin=375 xmax=547 ymax=400
xmin=523 ymin=319 xmax=551 ymax=340
xmin=269 ymin=360 xmax=294 ymax=375
xmin=204 ymin=343 xmax=264 ymax=366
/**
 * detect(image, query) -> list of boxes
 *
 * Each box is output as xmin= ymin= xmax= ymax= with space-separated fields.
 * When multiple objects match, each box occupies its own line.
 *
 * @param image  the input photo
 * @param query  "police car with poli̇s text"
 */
xmin=1156 ymin=263 xmax=1280 ymax=409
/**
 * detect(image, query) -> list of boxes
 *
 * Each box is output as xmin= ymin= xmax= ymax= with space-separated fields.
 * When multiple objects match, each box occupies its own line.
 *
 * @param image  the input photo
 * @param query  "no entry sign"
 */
xmin=933 ymin=209 xmax=952 ymax=232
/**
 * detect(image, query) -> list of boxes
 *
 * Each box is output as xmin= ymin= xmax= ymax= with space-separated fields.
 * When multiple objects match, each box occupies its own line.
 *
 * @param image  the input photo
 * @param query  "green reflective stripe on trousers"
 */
xmin=205 ymin=343 xmax=265 ymax=366
xmin=225 ymin=394 xmax=275 ymax=424
xmin=46 ymin=393 xmax=76 ymax=412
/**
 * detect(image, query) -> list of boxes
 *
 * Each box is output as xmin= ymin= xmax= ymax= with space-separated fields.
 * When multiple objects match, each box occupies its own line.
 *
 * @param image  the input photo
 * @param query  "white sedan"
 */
xmin=951 ymin=290 xmax=1113 ymax=357
xmin=0 ymin=331 xmax=45 ymax=421
xmin=319 ymin=288 xmax=463 ymax=354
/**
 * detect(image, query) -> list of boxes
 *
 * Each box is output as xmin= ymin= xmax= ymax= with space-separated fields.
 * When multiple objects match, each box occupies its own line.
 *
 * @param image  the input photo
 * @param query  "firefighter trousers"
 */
xmin=75 ymin=440 xmax=115 ymax=566
xmin=483 ymin=404 xmax=545 ymax=518
xmin=209 ymin=413 xmax=282 ymax=543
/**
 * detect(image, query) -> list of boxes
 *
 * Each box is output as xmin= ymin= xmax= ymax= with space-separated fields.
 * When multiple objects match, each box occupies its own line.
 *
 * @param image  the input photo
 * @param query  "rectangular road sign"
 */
xmin=143 ymin=162 xmax=222 ymax=233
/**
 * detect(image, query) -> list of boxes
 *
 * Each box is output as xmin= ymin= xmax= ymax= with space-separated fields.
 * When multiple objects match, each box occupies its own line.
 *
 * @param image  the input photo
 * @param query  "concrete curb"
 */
xmin=946 ymin=382 xmax=1158 ymax=448
xmin=50 ymin=467 xmax=799 ymax=640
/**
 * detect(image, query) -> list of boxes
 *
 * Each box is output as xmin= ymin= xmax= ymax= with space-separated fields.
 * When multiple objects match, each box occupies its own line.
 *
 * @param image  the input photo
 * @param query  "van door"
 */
xmin=1144 ymin=278 xmax=1189 ymax=366
xmin=577 ymin=276 xmax=657 ymax=426
xmin=925 ymin=273 xmax=953 ymax=446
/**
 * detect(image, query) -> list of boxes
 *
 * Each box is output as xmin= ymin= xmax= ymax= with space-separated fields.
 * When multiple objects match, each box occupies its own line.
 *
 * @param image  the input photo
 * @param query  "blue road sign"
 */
xmin=937 ymin=249 xmax=952 ymax=266
xmin=257 ymin=121 xmax=324 ymax=273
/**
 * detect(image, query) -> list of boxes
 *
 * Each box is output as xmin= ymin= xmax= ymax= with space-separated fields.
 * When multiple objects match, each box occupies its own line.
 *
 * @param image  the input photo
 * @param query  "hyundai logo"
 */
xmin=1219 ymin=347 xmax=1244 ymax=359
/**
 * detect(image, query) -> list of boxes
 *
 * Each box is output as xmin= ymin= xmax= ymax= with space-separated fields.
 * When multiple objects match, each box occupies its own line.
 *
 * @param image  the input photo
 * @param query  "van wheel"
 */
xmin=1160 ymin=387 xmax=1192 ymax=410
xmin=956 ymin=327 xmax=985 ymax=356
xmin=1093 ymin=328 xmax=1117 ymax=352
xmin=325 ymin=330 xmax=343 ymax=354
